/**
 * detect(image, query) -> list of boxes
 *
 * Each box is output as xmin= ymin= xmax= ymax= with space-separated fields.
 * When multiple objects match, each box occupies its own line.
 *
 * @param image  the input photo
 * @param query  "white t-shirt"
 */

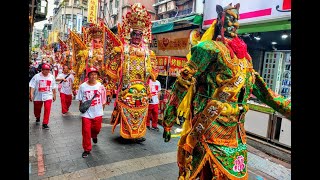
xmin=57 ymin=73 xmax=74 ymax=95
xmin=29 ymin=72 xmax=57 ymax=101
xmin=76 ymin=82 xmax=106 ymax=118
xmin=148 ymin=80 xmax=161 ymax=104
xmin=57 ymin=64 xmax=63 ymax=74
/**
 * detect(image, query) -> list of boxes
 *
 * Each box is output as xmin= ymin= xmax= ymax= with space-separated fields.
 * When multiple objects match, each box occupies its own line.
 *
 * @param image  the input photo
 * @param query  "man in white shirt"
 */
xmin=29 ymin=63 xmax=57 ymax=130
xmin=76 ymin=67 xmax=106 ymax=158
xmin=56 ymin=65 xmax=74 ymax=115
xmin=147 ymin=79 xmax=161 ymax=131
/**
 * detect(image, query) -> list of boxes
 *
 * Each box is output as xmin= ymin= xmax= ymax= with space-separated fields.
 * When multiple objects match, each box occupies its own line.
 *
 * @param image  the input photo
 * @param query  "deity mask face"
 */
xmin=130 ymin=30 xmax=143 ymax=45
xmin=120 ymin=82 xmax=148 ymax=107
xmin=93 ymin=37 xmax=103 ymax=49
xmin=216 ymin=3 xmax=240 ymax=38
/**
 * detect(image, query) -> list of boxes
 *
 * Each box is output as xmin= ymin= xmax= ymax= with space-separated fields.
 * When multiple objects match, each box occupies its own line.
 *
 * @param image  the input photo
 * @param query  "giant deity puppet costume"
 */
xmin=106 ymin=3 xmax=159 ymax=140
xmin=69 ymin=23 xmax=111 ymax=96
xmin=163 ymin=3 xmax=291 ymax=180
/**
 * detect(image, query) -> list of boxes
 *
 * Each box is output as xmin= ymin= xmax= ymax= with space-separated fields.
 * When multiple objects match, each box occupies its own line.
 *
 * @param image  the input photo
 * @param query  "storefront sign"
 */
xmin=168 ymin=56 xmax=188 ymax=77
xmin=203 ymin=0 xmax=291 ymax=29
xmin=88 ymin=0 xmax=98 ymax=24
xmin=150 ymin=30 xmax=192 ymax=56
xmin=76 ymin=14 xmax=83 ymax=34
xmin=156 ymin=56 xmax=169 ymax=76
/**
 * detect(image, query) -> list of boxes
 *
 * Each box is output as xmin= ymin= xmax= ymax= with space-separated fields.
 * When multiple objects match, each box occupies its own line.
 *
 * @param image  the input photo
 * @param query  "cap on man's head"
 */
xmin=87 ymin=67 xmax=100 ymax=76
xmin=42 ymin=63 xmax=51 ymax=70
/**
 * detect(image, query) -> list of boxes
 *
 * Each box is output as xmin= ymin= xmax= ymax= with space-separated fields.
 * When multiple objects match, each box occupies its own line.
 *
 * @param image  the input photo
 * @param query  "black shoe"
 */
xmin=151 ymin=127 xmax=160 ymax=131
xmin=82 ymin=151 xmax=90 ymax=158
xmin=147 ymin=126 xmax=151 ymax=130
xmin=42 ymin=124 xmax=49 ymax=130
xmin=36 ymin=118 xmax=40 ymax=125
xmin=137 ymin=137 xmax=146 ymax=142
xmin=92 ymin=138 xmax=98 ymax=144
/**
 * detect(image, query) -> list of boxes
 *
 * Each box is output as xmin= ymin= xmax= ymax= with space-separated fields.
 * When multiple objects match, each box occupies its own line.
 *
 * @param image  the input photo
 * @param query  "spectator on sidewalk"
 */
xmin=29 ymin=63 xmax=57 ymax=130
xmin=37 ymin=58 xmax=46 ymax=72
xmin=76 ymin=67 xmax=106 ymax=158
xmin=29 ymin=61 xmax=38 ymax=82
xmin=147 ymin=78 xmax=161 ymax=131
xmin=56 ymin=65 xmax=74 ymax=115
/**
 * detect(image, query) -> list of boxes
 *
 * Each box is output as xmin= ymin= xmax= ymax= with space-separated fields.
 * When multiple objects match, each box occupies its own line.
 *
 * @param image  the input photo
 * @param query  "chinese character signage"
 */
xmin=88 ymin=0 xmax=98 ymax=24
xmin=168 ymin=56 xmax=188 ymax=77
xmin=150 ymin=30 xmax=192 ymax=56
xmin=156 ymin=56 xmax=169 ymax=76
xmin=76 ymin=14 xmax=83 ymax=33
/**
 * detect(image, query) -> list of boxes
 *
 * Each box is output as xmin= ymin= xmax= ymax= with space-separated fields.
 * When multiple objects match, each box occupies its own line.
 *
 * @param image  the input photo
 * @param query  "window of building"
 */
xmin=115 ymin=0 xmax=119 ymax=8
xmin=82 ymin=0 xmax=87 ymax=5
xmin=109 ymin=0 xmax=113 ymax=12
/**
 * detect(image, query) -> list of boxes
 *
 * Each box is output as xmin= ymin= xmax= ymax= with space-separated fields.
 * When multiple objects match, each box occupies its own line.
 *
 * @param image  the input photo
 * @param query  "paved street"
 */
xmin=29 ymin=94 xmax=291 ymax=180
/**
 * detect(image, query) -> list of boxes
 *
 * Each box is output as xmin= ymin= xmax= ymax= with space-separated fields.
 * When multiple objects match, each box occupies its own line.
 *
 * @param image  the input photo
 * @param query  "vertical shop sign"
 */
xmin=202 ymin=0 xmax=291 ymax=29
xmin=88 ymin=0 xmax=98 ymax=24
xmin=156 ymin=56 xmax=169 ymax=76
xmin=76 ymin=14 xmax=83 ymax=34
xmin=168 ymin=56 xmax=188 ymax=77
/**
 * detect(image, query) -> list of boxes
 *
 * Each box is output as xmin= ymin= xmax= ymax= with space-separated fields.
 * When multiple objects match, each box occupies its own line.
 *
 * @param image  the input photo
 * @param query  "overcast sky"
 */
xmin=34 ymin=0 xmax=54 ymax=30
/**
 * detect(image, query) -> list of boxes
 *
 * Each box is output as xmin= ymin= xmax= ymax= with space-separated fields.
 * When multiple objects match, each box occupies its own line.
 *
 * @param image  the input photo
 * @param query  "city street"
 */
xmin=29 ymin=94 xmax=291 ymax=180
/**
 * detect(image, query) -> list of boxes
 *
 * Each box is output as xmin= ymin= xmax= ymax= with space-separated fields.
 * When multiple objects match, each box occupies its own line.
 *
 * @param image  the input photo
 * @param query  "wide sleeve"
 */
xmin=29 ymin=75 xmax=37 ymax=88
xmin=163 ymin=41 xmax=218 ymax=132
xmin=252 ymin=71 xmax=291 ymax=119
xmin=75 ymin=85 xmax=84 ymax=101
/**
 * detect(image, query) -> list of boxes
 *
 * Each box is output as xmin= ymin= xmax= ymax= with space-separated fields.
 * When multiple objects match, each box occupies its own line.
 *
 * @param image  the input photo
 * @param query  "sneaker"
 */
xmin=147 ymin=126 xmax=151 ymax=130
xmin=92 ymin=138 xmax=98 ymax=144
xmin=151 ymin=127 xmax=160 ymax=131
xmin=36 ymin=118 xmax=40 ymax=125
xmin=42 ymin=124 xmax=49 ymax=130
xmin=82 ymin=151 xmax=90 ymax=158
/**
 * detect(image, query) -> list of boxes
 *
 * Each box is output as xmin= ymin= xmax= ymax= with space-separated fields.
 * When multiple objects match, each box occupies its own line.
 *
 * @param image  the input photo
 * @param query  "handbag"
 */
xmin=79 ymin=91 xmax=98 ymax=113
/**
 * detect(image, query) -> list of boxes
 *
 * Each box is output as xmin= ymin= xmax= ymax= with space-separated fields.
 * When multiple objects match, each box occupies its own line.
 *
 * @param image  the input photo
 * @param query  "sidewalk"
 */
xmin=29 ymin=96 xmax=291 ymax=180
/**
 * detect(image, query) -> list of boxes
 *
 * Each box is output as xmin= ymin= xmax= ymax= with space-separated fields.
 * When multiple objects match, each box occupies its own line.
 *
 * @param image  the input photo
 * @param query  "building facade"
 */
xmin=32 ymin=28 xmax=43 ymax=48
xmin=52 ymin=0 xmax=88 ymax=40
xmin=102 ymin=0 xmax=157 ymax=31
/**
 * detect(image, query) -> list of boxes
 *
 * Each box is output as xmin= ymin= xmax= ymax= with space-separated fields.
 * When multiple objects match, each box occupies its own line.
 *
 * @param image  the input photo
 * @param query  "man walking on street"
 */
xmin=147 ymin=78 xmax=161 ymax=131
xmin=29 ymin=63 xmax=57 ymax=130
xmin=56 ymin=65 xmax=74 ymax=115
xmin=76 ymin=67 xmax=106 ymax=158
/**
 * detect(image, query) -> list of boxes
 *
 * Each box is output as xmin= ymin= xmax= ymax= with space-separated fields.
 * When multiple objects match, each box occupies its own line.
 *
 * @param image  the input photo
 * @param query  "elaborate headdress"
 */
xmin=120 ymin=3 xmax=152 ymax=44
xmin=84 ymin=23 xmax=104 ymax=44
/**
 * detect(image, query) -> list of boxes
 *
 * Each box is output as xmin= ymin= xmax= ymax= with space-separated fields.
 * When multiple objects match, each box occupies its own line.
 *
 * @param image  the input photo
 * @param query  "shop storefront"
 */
xmin=202 ymin=0 xmax=291 ymax=149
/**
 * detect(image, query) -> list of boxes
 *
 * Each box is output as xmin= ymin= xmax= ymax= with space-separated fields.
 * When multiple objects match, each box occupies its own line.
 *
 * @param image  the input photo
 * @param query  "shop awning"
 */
xmin=152 ymin=14 xmax=203 ymax=34
xmin=238 ymin=20 xmax=291 ymax=34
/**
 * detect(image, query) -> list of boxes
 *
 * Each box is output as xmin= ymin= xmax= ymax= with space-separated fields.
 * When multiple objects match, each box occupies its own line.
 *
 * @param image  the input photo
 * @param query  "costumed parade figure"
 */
xmin=69 ymin=23 xmax=108 ymax=94
xmin=163 ymin=3 xmax=291 ymax=180
xmin=107 ymin=3 xmax=158 ymax=140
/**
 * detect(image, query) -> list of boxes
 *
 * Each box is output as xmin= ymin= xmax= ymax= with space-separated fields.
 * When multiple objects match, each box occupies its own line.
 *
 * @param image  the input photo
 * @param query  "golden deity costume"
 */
xmin=162 ymin=3 xmax=291 ymax=180
xmin=69 ymin=23 xmax=110 ymax=93
xmin=106 ymin=3 xmax=158 ymax=139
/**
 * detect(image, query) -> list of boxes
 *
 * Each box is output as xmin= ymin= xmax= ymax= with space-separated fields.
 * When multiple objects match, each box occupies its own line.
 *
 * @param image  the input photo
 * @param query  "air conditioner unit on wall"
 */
xmin=166 ymin=1 xmax=176 ymax=11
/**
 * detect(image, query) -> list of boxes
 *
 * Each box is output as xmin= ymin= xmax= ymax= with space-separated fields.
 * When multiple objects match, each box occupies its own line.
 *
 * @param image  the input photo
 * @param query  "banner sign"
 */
xmin=202 ymin=0 xmax=291 ymax=29
xmin=150 ymin=30 xmax=192 ymax=56
xmin=76 ymin=14 xmax=83 ymax=33
xmin=156 ymin=56 xmax=169 ymax=76
xmin=88 ymin=0 xmax=98 ymax=24
xmin=168 ymin=56 xmax=188 ymax=77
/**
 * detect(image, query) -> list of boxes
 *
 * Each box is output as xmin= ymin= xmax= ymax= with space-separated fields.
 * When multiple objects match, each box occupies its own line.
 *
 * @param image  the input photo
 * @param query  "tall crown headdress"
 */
xmin=120 ymin=3 xmax=152 ymax=44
